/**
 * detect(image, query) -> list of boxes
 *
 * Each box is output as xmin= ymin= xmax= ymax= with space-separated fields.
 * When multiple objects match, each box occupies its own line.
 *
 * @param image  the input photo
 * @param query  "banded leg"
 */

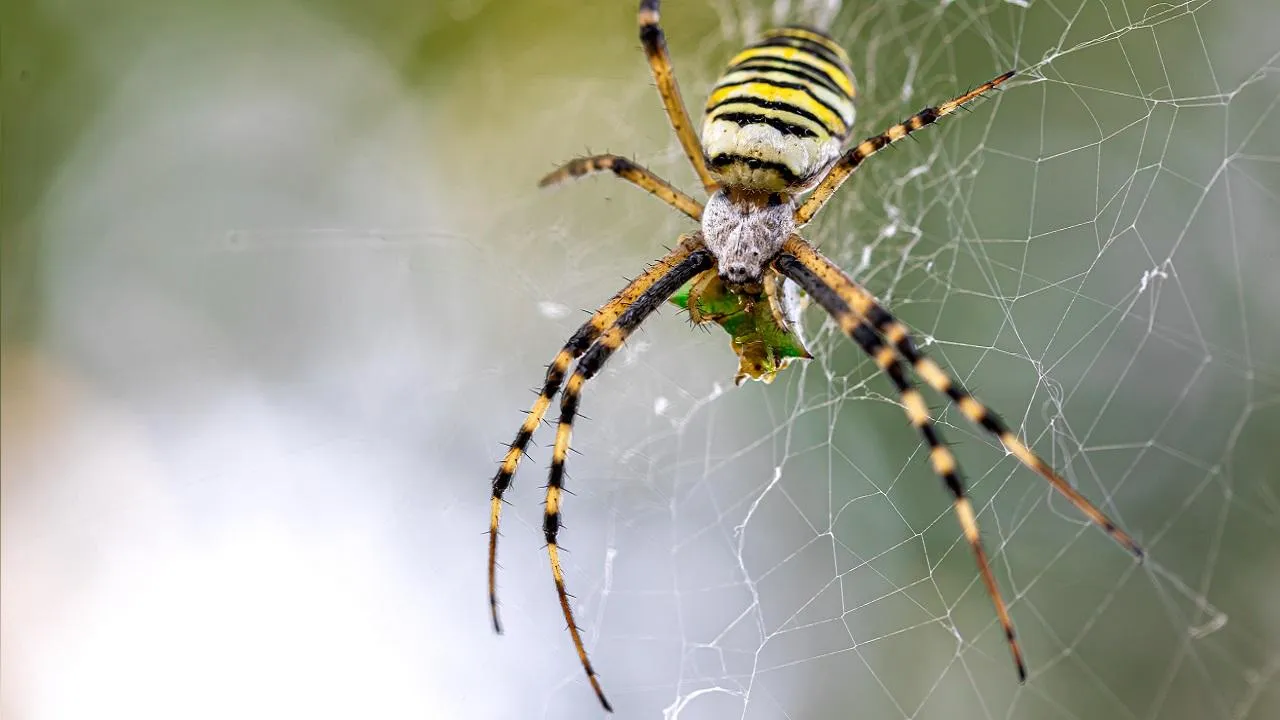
xmin=794 ymin=70 xmax=1015 ymax=226
xmin=776 ymin=253 xmax=1025 ymax=679
xmin=546 ymin=248 xmax=715 ymax=711
xmin=539 ymin=154 xmax=704 ymax=221
xmin=489 ymin=235 xmax=704 ymax=634
xmin=638 ymin=0 xmax=718 ymax=194
xmin=779 ymin=236 xmax=1145 ymax=560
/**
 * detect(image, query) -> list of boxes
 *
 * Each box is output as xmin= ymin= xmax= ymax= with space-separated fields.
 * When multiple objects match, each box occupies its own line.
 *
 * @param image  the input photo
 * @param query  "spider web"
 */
xmin=3 ymin=1 xmax=1277 ymax=719
xmin=457 ymin=1 xmax=1280 ymax=718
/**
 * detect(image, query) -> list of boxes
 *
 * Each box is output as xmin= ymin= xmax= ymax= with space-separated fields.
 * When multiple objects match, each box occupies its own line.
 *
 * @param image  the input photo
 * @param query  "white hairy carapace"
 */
xmin=700 ymin=189 xmax=797 ymax=284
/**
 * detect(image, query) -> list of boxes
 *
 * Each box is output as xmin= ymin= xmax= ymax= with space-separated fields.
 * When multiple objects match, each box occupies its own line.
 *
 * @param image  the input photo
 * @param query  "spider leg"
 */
xmin=794 ymin=70 xmax=1014 ymax=226
xmin=776 ymin=252 xmax=1026 ymax=679
xmin=778 ymin=236 xmax=1145 ymax=560
xmin=682 ymin=268 xmax=721 ymax=325
xmin=638 ymin=1 xmax=718 ymax=195
xmin=539 ymin=154 xmax=704 ymax=221
xmin=489 ymin=235 xmax=704 ymax=635
xmin=545 ymin=247 xmax=715 ymax=712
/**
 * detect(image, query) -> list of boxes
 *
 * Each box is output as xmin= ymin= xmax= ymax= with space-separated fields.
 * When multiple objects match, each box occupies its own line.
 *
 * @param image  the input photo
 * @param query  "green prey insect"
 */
xmin=487 ymin=2 xmax=1145 ymax=711
xmin=669 ymin=270 xmax=811 ymax=384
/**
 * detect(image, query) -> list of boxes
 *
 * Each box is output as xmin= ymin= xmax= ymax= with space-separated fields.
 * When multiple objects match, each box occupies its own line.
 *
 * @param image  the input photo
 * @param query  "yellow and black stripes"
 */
xmin=539 ymin=154 xmax=704 ymax=221
xmin=720 ymin=27 xmax=856 ymax=122
xmin=544 ymin=247 xmax=714 ymax=712
xmin=488 ymin=236 xmax=704 ymax=636
xmin=702 ymin=26 xmax=857 ymax=190
xmin=639 ymin=0 xmax=718 ymax=194
xmin=794 ymin=70 xmax=1014 ymax=225
xmin=779 ymin=235 xmax=1145 ymax=561
xmin=775 ymin=252 xmax=1026 ymax=680
xmin=706 ymin=79 xmax=849 ymax=137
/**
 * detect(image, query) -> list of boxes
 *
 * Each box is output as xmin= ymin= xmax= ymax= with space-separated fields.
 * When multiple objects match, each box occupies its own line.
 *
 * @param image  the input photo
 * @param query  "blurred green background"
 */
xmin=4 ymin=1 xmax=1278 ymax=719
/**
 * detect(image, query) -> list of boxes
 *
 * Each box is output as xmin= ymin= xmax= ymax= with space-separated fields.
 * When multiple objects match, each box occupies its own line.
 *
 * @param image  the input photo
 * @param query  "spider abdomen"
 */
xmin=702 ymin=26 xmax=857 ymax=191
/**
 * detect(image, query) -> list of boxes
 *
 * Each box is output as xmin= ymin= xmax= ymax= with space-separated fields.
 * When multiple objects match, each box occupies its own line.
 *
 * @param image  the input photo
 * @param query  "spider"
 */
xmin=487 ymin=2 xmax=1145 ymax=711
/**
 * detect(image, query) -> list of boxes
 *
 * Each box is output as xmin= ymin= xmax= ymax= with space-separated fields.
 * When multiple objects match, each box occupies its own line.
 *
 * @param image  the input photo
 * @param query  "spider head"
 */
xmin=702 ymin=188 xmax=796 ymax=284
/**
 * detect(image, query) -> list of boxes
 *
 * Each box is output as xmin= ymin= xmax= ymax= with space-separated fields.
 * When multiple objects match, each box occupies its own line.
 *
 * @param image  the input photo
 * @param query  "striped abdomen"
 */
xmin=702 ymin=26 xmax=856 ymax=192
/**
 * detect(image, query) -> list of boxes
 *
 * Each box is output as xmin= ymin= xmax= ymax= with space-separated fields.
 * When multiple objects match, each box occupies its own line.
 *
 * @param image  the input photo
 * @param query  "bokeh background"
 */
xmin=4 ymin=1 xmax=1278 ymax=718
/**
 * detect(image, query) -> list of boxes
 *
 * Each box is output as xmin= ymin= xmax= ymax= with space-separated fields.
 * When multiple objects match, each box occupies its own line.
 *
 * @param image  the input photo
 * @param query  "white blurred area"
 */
xmin=3 ymin=3 xmax=514 ymax=718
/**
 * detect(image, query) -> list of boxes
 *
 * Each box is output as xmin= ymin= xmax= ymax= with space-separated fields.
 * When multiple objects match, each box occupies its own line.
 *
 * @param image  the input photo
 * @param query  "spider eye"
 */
xmin=721 ymin=262 xmax=753 ymax=283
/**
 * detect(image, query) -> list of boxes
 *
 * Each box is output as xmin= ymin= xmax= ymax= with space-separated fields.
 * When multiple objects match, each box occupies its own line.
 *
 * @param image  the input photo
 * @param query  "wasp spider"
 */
xmin=487 ymin=2 xmax=1145 ymax=710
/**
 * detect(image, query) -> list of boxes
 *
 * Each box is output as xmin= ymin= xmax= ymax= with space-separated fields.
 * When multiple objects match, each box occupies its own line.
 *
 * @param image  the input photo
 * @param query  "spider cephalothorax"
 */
xmin=699 ymin=188 xmax=795 ymax=284
xmin=487 ymin=2 xmax=1145 ymax=711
